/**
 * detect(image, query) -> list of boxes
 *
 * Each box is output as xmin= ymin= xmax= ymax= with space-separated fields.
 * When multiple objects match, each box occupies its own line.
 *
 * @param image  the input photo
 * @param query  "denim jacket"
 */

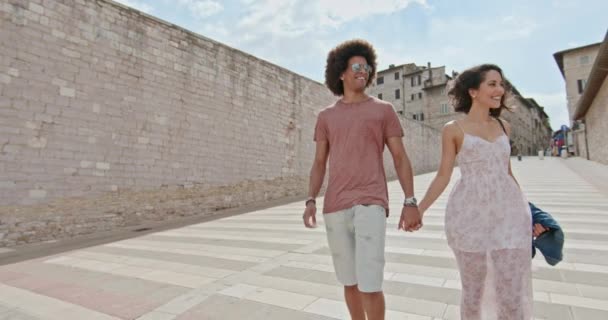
xmin=530 ymin=202 xmax=564 ymax=266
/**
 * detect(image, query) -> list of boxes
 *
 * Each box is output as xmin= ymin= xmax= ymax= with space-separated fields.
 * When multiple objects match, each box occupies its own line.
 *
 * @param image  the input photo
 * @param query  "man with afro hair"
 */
xmin=303 ymin=39 xmax=421 ymax=320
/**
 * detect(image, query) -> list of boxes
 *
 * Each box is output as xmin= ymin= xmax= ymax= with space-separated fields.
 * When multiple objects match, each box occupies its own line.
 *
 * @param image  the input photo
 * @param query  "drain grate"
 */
xmin=133 ymin=227 xmax=152 ymax=232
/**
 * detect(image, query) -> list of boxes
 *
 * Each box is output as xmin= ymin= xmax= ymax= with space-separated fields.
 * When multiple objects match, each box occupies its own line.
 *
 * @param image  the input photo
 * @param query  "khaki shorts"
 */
xmin=323 ymin=204 xmax=386 ymax=293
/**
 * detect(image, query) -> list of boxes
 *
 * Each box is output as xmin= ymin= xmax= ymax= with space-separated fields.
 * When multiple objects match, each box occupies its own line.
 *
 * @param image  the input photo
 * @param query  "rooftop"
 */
xmin=574 ymin=30 xmax=608 ymax=120
xmin=553 ymin=42 xmax=602 ymax=78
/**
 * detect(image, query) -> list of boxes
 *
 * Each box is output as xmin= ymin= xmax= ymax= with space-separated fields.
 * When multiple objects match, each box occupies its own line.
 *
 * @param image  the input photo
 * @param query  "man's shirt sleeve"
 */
xmin=314 ymin=113 xmax=329 ymax=142
xmin=384 ymin=105 xmax=404 ymax=138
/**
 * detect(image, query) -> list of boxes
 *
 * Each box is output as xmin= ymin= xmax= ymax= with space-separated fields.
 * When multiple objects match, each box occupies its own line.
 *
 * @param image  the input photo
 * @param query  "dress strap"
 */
xmin=454 ymin=120 xmax=465 ymax=135
xmin=495 ymin=117 xmax=507 ymax=135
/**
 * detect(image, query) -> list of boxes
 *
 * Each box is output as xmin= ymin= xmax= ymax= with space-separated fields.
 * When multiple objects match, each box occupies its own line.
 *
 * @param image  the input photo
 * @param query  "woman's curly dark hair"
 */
xmin=324 ymin=39 xmax=377 ymax=96
xmin=448 ymin=64 xmax=512 ymax=118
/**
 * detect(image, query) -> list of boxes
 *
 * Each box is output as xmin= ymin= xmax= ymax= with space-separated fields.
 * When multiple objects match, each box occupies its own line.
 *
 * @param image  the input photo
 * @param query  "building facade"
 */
xmin=501 ymin=94 xmax=552 ymax=156
xmin=554 ymin=40 xmax=603 ymax=158
xmin=371 ymin=63 xmax=552 ymax=155
xmin=571 ymin=31 xmax=608 ymax=165
xmin=422 ymin=79 xmax=464 ymax=130
xmin=554 ymin=43 xmax=602 ymax=124
xmin=369 ymin=63 xmax=450 ymax=121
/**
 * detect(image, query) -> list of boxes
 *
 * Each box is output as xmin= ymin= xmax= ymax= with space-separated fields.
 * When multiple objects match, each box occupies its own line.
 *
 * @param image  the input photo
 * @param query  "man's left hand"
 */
xmin=398 ymin=206 xmax=422 ymax=232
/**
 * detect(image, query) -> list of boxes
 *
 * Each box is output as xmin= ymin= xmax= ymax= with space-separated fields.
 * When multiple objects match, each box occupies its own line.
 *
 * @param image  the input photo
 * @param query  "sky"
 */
xmin=114 ymin=0 xmax=608 ymax=130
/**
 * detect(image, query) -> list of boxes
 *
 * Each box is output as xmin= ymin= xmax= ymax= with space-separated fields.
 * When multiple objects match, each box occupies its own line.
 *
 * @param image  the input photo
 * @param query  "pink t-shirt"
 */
xmin=314 ymin=96 xmax=404 ymax=214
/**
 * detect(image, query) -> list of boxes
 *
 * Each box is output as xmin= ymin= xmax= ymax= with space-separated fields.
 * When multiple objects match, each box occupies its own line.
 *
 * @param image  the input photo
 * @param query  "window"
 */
xmin=418 ymin=92 xmax=423 ymax=99
xmin=417 ymin=75 xmax=421 ymax=86
xmin=577 ymin=79 xmax=587 ymax=94
xmin=395 ymin=89 xmax=400 ymax=99
xmin=419 ymin=113 xmax=424 ymax=121
xmin=580 ymin=55 xmax=590 ymax=65
xmin=413 ymin=114 xmax=417 ymax=120
xmin=411 ymin=77 xmax=415 ymax=87
xmin=378 ymin=93 xmax=383 ymax=100
xmin=377 ymin=76 xmax=384 ymax=85
xmin=394 ymin=72 xmax=399 ymax=80
xmin=411 ymin=94 xmax=415 ymax=101
xmin=440 ymin=103 xmax=450 ymax=114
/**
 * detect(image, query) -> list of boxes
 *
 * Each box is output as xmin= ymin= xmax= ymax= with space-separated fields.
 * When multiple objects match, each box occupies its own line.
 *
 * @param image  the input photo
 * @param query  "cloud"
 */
xmin=175 ymin=0 xmax=224 ymax=18
xmin=113 ymin=0 xmax=154 ymax=13
xmin=314 ymin=0 xmax=429 ymax=27
xmin=551 ymin=0 xmax=577 ymax=9
xmin=485 ymin=16 xmax=538 ymax=42
xmin=440 ymin=45 xmax=466 ymax=58
xmin=200 ymin=22 xmax=230 ymax=39
xmin=195 ymin=0 xmax=426 ymax=80
xmin=430 ymin=15 xmax=538 ymax=44
xmin=238 ymin=0 xmax=427 ymax=33
xmin=375 ymin=46 xmax=416 ymax=69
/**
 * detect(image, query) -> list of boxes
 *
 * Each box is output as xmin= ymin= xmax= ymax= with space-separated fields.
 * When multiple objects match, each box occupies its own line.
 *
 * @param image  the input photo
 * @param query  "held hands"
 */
xmin=398 ymin=206 xmax=423 ymax=232
xmin=303 ymin=202 xmax=317 ymax=228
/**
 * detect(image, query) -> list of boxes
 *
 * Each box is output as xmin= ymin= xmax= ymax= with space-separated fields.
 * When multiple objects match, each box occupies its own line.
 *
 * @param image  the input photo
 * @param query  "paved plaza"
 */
xmin=1 ymin=157 xmax=608 ymax=319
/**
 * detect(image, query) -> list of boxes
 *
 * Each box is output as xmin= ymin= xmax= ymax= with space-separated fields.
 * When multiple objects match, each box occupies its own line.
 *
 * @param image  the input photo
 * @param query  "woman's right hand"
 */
xmin=533 ymin=223 xmax=548 ymax=238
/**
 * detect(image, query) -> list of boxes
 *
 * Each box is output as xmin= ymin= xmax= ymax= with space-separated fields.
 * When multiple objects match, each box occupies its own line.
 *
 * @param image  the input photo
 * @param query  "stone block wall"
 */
xmin=562 ymin=45 xmax=601 ymax=122
xmin=572 ymin=129 xmax=587 ymax=159
xmin=585 ymin=77 xmax=608 ymax=165
xmin=0 ymin=0 xmax=441 ymax=246
xmin=388 ymin=119 xmax=442 ymax=177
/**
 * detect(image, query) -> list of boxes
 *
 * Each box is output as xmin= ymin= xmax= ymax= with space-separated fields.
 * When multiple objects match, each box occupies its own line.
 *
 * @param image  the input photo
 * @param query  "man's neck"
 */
xmin=341 ymin=91 xmax=369 ymax=104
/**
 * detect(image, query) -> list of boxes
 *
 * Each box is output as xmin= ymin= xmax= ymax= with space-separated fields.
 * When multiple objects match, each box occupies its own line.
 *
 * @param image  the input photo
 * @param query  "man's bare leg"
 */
xmin=361 ymin=291 xmax=385 ymax=320
xmin=344 ymin=285 xmax=365 ymax=320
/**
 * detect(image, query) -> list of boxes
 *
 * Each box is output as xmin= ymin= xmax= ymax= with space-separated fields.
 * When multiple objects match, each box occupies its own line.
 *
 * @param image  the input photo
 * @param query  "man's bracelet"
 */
xmin=305 ymin=197 xmax=316 ymax=207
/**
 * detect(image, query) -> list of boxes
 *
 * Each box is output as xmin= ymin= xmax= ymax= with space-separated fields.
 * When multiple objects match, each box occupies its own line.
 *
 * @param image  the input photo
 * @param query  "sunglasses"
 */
xmin=350 ymin=63 xmax=372 ymax=73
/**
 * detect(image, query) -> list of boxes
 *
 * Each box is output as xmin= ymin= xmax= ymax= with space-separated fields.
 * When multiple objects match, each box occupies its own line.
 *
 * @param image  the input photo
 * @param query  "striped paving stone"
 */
xmin=0 ymin=157 xmax=607 ymax=319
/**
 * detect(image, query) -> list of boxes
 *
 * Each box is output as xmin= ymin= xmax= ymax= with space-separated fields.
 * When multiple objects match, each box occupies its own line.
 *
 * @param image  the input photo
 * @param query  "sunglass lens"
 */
xmin=351 ymin=63 xmax=371 ymax=73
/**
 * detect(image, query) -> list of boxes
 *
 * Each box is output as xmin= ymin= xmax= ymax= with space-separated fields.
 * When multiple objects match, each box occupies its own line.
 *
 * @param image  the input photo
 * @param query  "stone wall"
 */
xmin=502 ymin=98 xmax=542 ymax=156
xmin=393 ymin=119 xmax=442 ymax=176
xmin=572 ymin=129 xmax=587 ymax=159
xmin=0 ymin=0 xmax=441 ymax=246
xmin=423 ymin=84 xmax=458 ymax=130
xmin=562 ymin=45 xmax=600 ymax=123
xmin=585 ymin=77 xmax=608 ymax=165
